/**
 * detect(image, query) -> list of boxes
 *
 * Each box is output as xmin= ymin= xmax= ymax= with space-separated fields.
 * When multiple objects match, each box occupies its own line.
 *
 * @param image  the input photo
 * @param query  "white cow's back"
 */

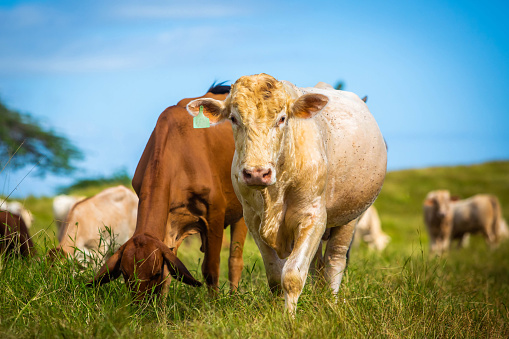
xmin=294 ymin=84 xmax=387 ymax=226
xmin=59 ymin=186 xmax=138 ymax=266
xmin=53 ymin=194 xmax=86 ymax=242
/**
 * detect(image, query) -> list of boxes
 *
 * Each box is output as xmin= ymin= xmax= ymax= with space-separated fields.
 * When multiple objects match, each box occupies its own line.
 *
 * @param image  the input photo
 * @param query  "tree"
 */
xmin=57 ymin=169 xmax=131 ymax=194
xmin=0 ymin=98 xmax=83 ymax=176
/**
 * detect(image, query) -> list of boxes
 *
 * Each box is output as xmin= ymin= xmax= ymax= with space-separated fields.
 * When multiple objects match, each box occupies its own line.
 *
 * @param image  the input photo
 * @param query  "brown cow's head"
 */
xmin=423 ymin=190 xmax=453 ymax=253
xmin=187 ymin=73 xmax=328 ymax=188
xmin=87 ymin=233 xmax=201 ymax=300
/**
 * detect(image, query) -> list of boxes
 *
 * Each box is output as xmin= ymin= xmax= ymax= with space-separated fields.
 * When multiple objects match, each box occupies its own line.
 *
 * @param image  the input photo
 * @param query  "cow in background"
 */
xmin=1 ymin=210 xmax=36 ymax=257
xmin=53 ymin=194 xmax=86 ymax=242
xmin=1 ymin=200 xmax=33 ymax=229
xmin=187 ymin=74 xmax=387 ymax=314
xmin=49 ymin=186 xmax=137 ymax=267
xmin=353 ymin=205 xmax=390 ymax=251
xmin=424 ymin=190 xmax=507 ymax=253
xmin=88 ymin=84 xmax=248 ymax=300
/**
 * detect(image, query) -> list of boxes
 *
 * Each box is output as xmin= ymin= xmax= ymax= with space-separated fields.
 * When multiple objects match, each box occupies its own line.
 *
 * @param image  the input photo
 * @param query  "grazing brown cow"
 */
xmin=1 ymin=210 xmax=36 ymax=257
xmin=424 ymin=190 xmax=506 ymax=253
xmin=88 ymin=84 xmax=248 ymax=299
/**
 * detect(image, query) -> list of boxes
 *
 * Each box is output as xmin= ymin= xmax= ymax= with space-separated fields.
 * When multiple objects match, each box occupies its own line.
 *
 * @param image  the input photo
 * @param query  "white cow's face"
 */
xmin=228 ymin=100 xmax=288 ymax=188
xmin=186 ymin=74 xmax=328 ymax=189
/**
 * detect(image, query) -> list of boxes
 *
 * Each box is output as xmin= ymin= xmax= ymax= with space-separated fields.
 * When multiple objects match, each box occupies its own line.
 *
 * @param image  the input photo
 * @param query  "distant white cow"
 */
xmin=0 ymin=200 xmax=33 ymax=229
xmin=353 ymin=205 xmax=390 ymax=251
xmin=53 ymin=194 xmax=86 ymax=242
xmin=424 ymin=190 xmax=507 ymax=253
xmin=50 ymin=186 xmax=138 ymax=267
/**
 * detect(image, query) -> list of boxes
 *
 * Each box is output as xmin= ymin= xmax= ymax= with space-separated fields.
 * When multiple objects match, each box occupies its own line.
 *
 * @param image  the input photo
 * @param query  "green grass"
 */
xmin=1 ymin=161 xmax=509 ymax=338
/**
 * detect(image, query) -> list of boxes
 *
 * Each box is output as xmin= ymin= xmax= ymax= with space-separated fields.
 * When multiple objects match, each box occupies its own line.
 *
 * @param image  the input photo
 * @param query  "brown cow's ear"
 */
xmin=162 ymin=248 xmax=202 ymax=287
xmin=86 ymin=244 xmax=126 ymax=287
xmin=450 ymin=195 xmax=461 ymax=202
xmin=290 ymin=94 xmax=329 ymax=119
xmin=186 ymin=98 xmax=227 ymax=125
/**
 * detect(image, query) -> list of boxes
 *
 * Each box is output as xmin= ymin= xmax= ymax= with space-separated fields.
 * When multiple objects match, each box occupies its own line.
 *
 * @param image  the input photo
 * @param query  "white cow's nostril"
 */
xmin=262 ymin=168 xmax=272 ymax=180
xmin=243 ymin=169 xmax=252 ymax=179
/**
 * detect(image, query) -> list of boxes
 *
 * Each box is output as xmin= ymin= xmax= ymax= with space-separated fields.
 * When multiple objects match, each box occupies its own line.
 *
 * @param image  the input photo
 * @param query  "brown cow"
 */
xmin=1 ymin=210 xmax=36 ymax=257
xmin=424 ymin=190 xmax=506 ymax=253
xmin=88 ymin=84 xmax=248 ymax=299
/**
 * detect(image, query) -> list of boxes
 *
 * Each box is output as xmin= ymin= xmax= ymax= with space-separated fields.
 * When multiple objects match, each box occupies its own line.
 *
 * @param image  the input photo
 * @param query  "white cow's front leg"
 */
xmin=243 ymin=209 xmax=285 ymax=292
xmin=282 ymin=206 xmax=326 ymax=314
xmin=324 ymin=219 xmax=357 ymax=295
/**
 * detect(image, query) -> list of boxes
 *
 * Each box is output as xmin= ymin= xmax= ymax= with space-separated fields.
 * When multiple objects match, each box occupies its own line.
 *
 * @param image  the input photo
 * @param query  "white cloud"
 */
xmin=112 ymin=4 xmax=247 ymax=20
xmin=0 ymin=24 xmax=235 ymax=74
xmin=0 ymin=3 xmax=67 ymax=29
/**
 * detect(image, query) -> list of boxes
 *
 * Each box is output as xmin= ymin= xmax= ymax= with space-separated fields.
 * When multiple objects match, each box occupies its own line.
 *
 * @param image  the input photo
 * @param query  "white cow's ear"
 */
xmin=423 ymin=198 xmax=434 ymax=207
xmin=187 ymin=98 xmax=227 ymax=125
xmin=290 ymin=94 xmax=329 ymax=119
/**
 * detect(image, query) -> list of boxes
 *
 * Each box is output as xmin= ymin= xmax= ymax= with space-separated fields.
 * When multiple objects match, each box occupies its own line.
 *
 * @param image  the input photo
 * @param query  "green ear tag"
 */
xmin=193 ymin=105 xmax=210 ymax=129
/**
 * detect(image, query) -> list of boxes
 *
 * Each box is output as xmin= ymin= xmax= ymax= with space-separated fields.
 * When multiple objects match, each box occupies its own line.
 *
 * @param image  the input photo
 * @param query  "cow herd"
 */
xmin=1 ymin=73 xmax=507 ymax=315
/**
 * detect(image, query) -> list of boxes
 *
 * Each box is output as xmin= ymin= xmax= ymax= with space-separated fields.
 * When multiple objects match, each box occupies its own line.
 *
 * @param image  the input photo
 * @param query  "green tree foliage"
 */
xmin=0 ymin=98 xmax=83 ymax=176
xmin=57 ymin=169 xmax=132 ymax=195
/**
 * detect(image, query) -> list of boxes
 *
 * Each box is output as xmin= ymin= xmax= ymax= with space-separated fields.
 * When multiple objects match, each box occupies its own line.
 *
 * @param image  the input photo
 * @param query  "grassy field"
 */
xmin=1 ymin=161 xmax=509 ymax=338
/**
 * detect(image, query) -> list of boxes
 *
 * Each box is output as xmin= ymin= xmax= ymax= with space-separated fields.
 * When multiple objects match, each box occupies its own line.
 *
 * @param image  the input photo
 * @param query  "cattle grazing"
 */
xmin=88 ymin=84 xmax=248 ymax=300
xmin=424 ymin=190 xmax=507 ymax=253
xmin=187 ymin=73 xmax=387 ymax=314
xmin=49 ymin=186 xmax=137 ymax=267
xmin=1 ymin=200 xmax=33 ymax=229
xmin=1 ymin=210 xmax=36 ymax=257
xmin=53 ymin=194 xmax=86 ymax=242
xmin=353 ymin=205 xmax=390 ymax=251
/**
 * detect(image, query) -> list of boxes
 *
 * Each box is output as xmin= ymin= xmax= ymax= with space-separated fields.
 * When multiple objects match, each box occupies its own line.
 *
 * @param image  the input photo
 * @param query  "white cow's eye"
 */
xmin=230 ymin=116 xmax=237 ymax=124
xmin=278 ymin=116 xmax=286 ymax=125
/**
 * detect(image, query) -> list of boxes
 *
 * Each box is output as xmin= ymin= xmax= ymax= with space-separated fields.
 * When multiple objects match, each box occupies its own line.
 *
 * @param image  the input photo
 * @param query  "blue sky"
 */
xmin=1 ymin=0 xmax=508 ymax=197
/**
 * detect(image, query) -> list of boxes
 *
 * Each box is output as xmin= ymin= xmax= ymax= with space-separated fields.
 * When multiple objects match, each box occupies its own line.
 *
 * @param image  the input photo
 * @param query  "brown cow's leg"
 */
xmin=202 ymin=213 xmax=225 ymax=291
xmin=228 ymin=218 xmax=248 ymax=292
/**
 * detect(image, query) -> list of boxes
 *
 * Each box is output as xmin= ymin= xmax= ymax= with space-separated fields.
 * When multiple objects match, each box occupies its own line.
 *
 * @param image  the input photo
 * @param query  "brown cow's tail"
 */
xmin=162 ymin=248 xmax=202 ymax=287
xmin=489 ymin=195 xmax=502 ymax=243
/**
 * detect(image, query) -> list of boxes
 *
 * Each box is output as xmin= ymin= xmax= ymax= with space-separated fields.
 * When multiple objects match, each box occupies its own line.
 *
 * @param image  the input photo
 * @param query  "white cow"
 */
xmin=424 ymin=190 xmax=508 ymax=253
xmin=53 ymin=194 xmax=85 ymax=242
xmin=187 ymin=73 xmax=387 ymax=314
xmin=353 ymin=205 xmax=390 ymax=251
xmin=0 ymin=200 xmax=33 ymax=229
xmin=51 ymin=186 xmax=138 ymax=267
